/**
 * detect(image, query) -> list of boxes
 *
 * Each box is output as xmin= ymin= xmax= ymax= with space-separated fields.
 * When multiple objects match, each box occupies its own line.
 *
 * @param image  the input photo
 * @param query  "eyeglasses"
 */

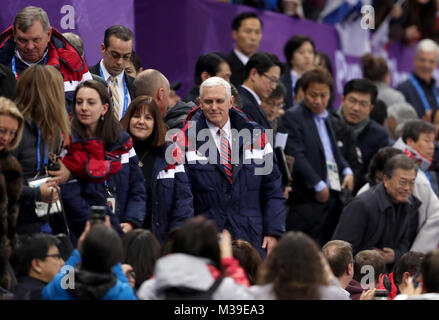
xmin=262 ymin=74 xmax=279 ymax=85
xmin=0 ymin=127 xmax=17 ymax=139
xmin=45 ymin=253 xmax=62 ymax=260
xmin=106 ymin=49 xmax=131 ymax=61
xmin=346 ymin=96 xmax=370 ymax=108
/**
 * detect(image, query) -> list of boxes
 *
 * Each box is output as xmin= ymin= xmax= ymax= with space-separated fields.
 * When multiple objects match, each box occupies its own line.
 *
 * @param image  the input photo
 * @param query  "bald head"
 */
xmin=133 ymin=69 xmax=170 ymax=117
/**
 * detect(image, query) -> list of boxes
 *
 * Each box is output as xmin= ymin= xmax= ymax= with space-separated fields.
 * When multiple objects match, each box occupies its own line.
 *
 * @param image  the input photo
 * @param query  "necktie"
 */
xmin=109 ymin=76 xmax=120 ymax=119
xmin=218 ymin=129 xmax=233 ymax=184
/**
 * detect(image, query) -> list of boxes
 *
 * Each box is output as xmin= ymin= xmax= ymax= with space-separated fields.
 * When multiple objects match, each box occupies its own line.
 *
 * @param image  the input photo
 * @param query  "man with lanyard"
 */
xmin=88 ymin=25 xmax=135 ymax=120
xmin=397 ymin=39 xmax=439 ymax=122
xmin=0 ymin=6 xmax=93 ymax=113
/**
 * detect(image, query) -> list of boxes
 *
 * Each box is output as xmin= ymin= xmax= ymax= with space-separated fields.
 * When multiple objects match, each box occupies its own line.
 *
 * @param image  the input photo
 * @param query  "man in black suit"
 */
xmin=278 ymin=68 xmax=354 ymax=246
xmin=88 ymin=25 xmax=135 ymax=120
xmin=227 ymin=12 xmax=263 ymax=87
xmin=239 ymin=52 xmax=281 ymax=129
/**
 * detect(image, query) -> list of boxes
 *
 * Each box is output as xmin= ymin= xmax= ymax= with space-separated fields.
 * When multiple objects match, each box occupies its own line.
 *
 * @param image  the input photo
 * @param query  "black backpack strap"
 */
xmin=164 ymin=276 xmax=224 ymax=300
xmin=203 ymin=276 xmax=224 ymax=299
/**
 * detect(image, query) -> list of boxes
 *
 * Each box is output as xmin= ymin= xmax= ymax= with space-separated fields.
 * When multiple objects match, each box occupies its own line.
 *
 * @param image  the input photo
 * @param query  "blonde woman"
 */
xmin=13 ymin=64 xmax=71 ymax=234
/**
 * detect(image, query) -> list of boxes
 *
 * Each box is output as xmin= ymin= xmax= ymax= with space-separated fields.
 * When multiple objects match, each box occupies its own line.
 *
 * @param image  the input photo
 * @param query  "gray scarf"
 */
xmin=337 ymin=106 xmax=370 ymax=137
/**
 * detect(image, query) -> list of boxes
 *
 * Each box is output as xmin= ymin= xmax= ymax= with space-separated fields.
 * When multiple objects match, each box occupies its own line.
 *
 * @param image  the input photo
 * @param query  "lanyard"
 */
xmin=409 ymin=74 xmax=439 ymax=112
xmin=99 ymin=66 xmax=129 ymax=118
xmin=36 ymin=128 xmax=49 ymax=172
xmin=11 ymin=54 xmax=48 ymax=80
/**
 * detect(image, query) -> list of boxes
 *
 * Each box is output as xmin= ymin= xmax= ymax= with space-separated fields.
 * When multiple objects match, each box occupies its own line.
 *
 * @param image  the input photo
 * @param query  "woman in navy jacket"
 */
xmin=61 ymin=81 xmax=146 ymax=241
xmin=120 ymin=96 xmax=193 ymax=243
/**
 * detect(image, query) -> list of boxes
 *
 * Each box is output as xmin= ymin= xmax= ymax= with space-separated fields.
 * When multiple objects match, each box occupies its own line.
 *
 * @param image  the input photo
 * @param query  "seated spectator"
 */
xmin=337 ymin=78 xmax=390 ymax=192
xmin=322 ymin=240 xmax=354 ymax=298
xmin=358 ymin=147 xmax=439 ymax=254
xmin=249 ymin=231 xmax=349 ymax=300
xmin=379 ymin=251 xmax=425 ymax=300
xmin=120 ymin=96 xmax=193 ymax=242
xmin=60 ymin=80 xmax=146 ymax=241
xmin=125 ymin=51 xmax=143 ymax=78
xmin=122 ymin=229 xmax=161 ymax=290
xmin=394 ymin=249 xmax=439 ymax=300
xmin=346 ymin=250 xmax=386 ymax=300
xmin=183 ymin=52 xmax=231 ymax=104
xmin=12 ymin=233 xmax=64 ymax=299
xmin=387 ymin=101 xmax=418 ymax=140
xmin=42 ymin=220 xmax=137 ymax=300
xmin=260 ymin=82 xmax=286 ymax=133
xmin=232 ymin=239 xmax=262 ymax=286
xmin=333 ymin=154 xmax=419 ymax=270
xmin=361 ymin=53 xmax=407 ymax=108
xmin=370 ymin=99 xmax=388 ymax=128
xmin=281 ymin=35 xmax=316 ymax=109
xmin=0 ymin=64 xmax=15 ymax=100
xmin=137 ymin=216 xmax=252 ymax=300
xmin=394 ymin=120 xmax=438 ymax=194
xmin=168 ymin=81 xmax=182 ymax=108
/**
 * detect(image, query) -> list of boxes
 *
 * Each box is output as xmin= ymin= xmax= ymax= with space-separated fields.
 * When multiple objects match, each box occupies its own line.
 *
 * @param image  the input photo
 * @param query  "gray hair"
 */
xmin=14 ymin=6 xmax=50 ymax=33
xmin=387 ymin=102 xmax=418 ymax=138
xmin=415 ymin=39 xmax=439 ymax=61
xmin=62 ymin=32 xmax=84 ymax=56
xmin=199 ymin=76 xmax=232 ymax=101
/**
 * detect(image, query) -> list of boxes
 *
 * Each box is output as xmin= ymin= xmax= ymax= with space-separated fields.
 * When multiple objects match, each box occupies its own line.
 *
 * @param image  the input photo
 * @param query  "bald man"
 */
xmin=133 ymin=69 xmax=170 ymax=117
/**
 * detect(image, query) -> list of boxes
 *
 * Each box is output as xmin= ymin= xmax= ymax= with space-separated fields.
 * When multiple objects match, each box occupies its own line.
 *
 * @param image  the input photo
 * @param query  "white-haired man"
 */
xmin=397 ymin=39 xmax=439 ymax=122
xmin=174 ymin=76 xmax=285 ymax=258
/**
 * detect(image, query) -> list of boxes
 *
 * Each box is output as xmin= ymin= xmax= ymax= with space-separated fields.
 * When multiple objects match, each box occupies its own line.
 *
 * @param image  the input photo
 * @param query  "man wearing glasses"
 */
xmin=238 ymin=51 xmax=282 ymax=130
xmin=89 ymin=25 xmax=135 ymax=120
xmin=13 ymin=233 xmax=64 ymax=300
xmin=338 ymin=78 xmax=390 ymax=192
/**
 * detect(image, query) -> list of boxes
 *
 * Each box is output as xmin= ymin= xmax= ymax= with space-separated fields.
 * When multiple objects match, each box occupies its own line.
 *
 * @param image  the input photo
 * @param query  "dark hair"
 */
xmin=230 ymin=83 xmax=243 ymax=109
xmin=343 ymin=78 xmax=377 ymax=106
xmin=259 ymin=231 xmax=328 ymax=300
xmin=122 ymin=229 xmax=161 ymax=289
xmin=421 ymin=249 xmax=439 ymax=293
xmin=315 ymin=51 xmax=333 ymax=77
xmin=120 ymin=96 xmax=167 ymax=147
xmin=12 ymin=234 xmax=59 ymax=278
xmin=232 ymin=11 xmax=263 ymax=31
xmin=353 ymin=250 xmax=385 ymax=283
xmin=383 ymin=154 xmax=417 ymax=179
xmin=294 ymin=77 xmax=304 ymax=96
xmin=244 ymin=51 xmax=281 ymax=81
xmin=300 ymin=67 xmax=333 ymax=93
xmin=367 ymin=147 xmax=403 ymax=185
xmin=284 ymin=35 xmax=316 ymax=69
xmin=402 ymin=119 xmax=436 ymax=144
xmin=171 ymin=216 xmax=223 ymax=274
xmin=322 ymin=240 xmax=353 ymax=278
xmin=394 ymin=251 xmax=425 ymax=286
xmin=81 ymin=224 xmax=123 ymax=273
xmin=103 ymin=25 xmax=134 ymax=48
xmin=361 ymin=53 xmax=389 ymax=82
xmin=129 ymin=51 xmax=143 ymax=72
xmin=267 ymin=82 xmax=287 ymax=100
xmin=72 ymin=80 xmax=122 ymax=145
xmin=232 ymin=239 xmax=262 ymax=285
xmin=194 ymin=53 xmax=228 ymax=86
xmin=370 ymin=99 xmax=388 ymax=126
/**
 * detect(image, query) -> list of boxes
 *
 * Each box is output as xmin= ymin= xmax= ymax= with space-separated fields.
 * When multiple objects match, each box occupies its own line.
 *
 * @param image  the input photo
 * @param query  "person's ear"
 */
xmin=100 ymin=43 xmax=106 ymax=56
xmin=347 ymin=263 xmax=354 ymax=276
xmin=47 ymin=27 xmax=52 ymax=39
xmin=157 ymin=87 xmax=164 ymax=102
xmin=201 ymin=71 xmax=211 ymax=83
xmin=102 ymin=103 xmax=109 ymax=116
xmin=31 ymin=259 xmax=43 ymax=275
xmin=249 ymin=68 xmax=258 ymax=82
xmin=232 ymin=30 xmax=238 ymax=42
xmin=406 ymin=137 xmax=416 ymax=149
xmin=229 ymin=95 xmax=235 ymax=109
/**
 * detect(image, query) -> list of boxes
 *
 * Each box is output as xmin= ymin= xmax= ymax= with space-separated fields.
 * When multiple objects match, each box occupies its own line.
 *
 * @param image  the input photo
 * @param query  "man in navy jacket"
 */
xmin=176 ymin=76 xmax=285 ymax=258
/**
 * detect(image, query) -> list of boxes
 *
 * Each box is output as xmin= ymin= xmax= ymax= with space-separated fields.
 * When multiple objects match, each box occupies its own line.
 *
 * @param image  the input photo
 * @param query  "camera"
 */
xmin=374 ymin=289 xmax=388 ymax=300
xmin=90 ymin=206 xmax=106 ymax=225
xmin=47 ymin=160 xmax=60 ymax=171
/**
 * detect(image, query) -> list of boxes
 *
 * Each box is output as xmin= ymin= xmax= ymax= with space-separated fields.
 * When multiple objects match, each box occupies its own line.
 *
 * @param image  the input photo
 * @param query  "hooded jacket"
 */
xmin=137 ymin=253 xmax=251 ymax=300
xmin=42 ymin=249 xmax=136 ymax=300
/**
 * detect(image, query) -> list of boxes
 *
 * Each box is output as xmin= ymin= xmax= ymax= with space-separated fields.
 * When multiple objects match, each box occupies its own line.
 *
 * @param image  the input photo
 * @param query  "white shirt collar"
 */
xmin=100 ymin=59 xmax=124 ymax=84
xmin=15 ymin=49 xmax=48 ymax=66
xmin=206 ymin=118 xmax=231 ymax=137
xmin=290 ymin=69 xmax=300 ymax=82
xmin=233 ymin=48 xmax=249 ymax=66
xmin=241 ymin=84 xmax=262 ymax=106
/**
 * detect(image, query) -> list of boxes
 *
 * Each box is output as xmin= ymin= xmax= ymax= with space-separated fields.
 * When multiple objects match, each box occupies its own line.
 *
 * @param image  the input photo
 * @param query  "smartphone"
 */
xmin=90 ymin=205 xmax=106 ymax=225
xmin=374 ymin=289 xmax=388 ymax=300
